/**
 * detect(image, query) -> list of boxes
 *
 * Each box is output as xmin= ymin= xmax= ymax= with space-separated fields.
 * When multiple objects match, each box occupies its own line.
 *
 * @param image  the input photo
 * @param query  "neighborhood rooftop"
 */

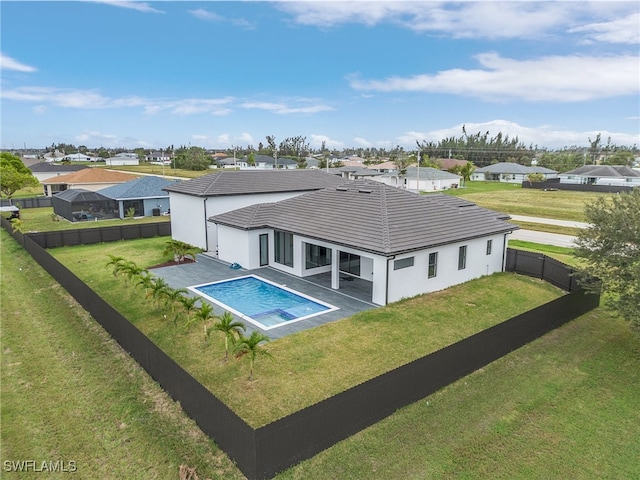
xmin=98 ymin=176 xmax=180 ymax=199
xmin=210 ymin=180 xmax=516 ymax=256
xmin=473 ymin=162 xmax=557 ymax=174
xmin=163 ymin=169 xmax=346 ymax=197
xmin=41 ymin=168 xmax=139 ymax=184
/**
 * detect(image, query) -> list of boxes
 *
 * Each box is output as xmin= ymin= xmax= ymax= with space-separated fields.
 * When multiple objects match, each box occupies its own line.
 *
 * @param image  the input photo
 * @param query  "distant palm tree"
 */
xmin=233 ymin=331 xmax=272 ymax=380
xmin=178 ymin=295 xmax=199 ymax=326
xmin=210 ymin=311 xmax=246 ymax=360
xmin=105 ymin=254 xmax=126 ymax=277
xmin=192 ymin=302 xmax=215 ymax=338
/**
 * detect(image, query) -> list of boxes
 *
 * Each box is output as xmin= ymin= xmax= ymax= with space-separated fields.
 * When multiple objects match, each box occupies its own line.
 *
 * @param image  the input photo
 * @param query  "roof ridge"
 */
xmin=379 ymin=184 xmax=391 ymax=252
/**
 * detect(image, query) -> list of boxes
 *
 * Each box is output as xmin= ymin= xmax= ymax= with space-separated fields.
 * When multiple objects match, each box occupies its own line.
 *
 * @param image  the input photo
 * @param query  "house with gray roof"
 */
xmin=28 ymin=162 xmax=89 ymax=182
xmin=98 ymin=176 xmax=179 ymax=218
xmin=373 ymin=166 xmax=461 ymax=192
xmin=558 ymin=165 xmax=640 ymax=186
xmin=209 ymin=180 xmax=516 ymax=305
xmin=163 ymin=169 xmax=347 ymax=252
xmin=215 ymin=154 xmax=298 ymax=170
xmin=471 ymin=162 xmax=557 ymax=183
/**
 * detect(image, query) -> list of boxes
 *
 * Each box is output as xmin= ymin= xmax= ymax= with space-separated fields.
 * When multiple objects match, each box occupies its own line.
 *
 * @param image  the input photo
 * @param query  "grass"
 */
xmin=509 ymin=220 xmax=582 ymax=237
xmin=276 ymin=307 xmax=640 ymax=479
xmin=445 ymin=181 xmax=608 ymax=222
xmin=16 ymin=207 xmax=170 ymax=232
xmin=0 ymin=230 xmax=244 ymax=479
xmin=508 ymin=240 xmax=580 ymax=266
xmin=102 ymin=164 xmax=212 ymax=178
xmin=49 ymin=237 xmax=563 ymax=427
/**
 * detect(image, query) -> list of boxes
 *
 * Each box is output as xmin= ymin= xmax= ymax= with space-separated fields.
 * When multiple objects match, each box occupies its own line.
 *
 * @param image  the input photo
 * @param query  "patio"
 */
xmin=151 ymin=254 xmax=378 ymax=340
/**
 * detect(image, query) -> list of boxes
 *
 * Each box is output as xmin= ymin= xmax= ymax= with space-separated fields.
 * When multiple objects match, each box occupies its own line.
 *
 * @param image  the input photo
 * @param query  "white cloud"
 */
xmin=0 ymin=53 xmax=37 ymax=72
xmin=75 ymin=131 xmax=118 ymax=145
xmin=309 ymin=134 xmax=344 ymax=150
xmin=353 ymin=136 xmax=372 ymax=147
xmin=277 ymin=2 xmax=635 ymax=40
xmin=401 ymin=119 xmax=640 ymax=150
xmin=349 ymin=53 xmax=639 ymax=102
xmin=569 ymin=12 xmax=640 ymax=45
xmin=189 ymin=8 xmax=255 ymax=29
xmin=92 ymin=1 xmax=164 ymax=14
xmin=236 ymin=132 xmax=254 ymax=145
xmin=217 ymin=133 xmax=231 ymax=145
xmin=240 ymin=100 xmax=333 ymax=114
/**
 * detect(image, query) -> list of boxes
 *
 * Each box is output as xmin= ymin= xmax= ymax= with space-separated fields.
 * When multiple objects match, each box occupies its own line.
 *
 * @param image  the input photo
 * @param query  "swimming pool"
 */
xmin=189 ymin=275 xmax=339 ymax=330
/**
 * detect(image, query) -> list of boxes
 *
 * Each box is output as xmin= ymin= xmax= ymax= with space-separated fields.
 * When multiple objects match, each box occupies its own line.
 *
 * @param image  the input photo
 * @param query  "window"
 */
xmin=486 ymin=239 xmax=492 ymax=255
xmin=428 ymin=252 xmax=438 ymax=278
xmin=259 ymin=234 xmax=268 ymax=266
xmin=339 ymin=251 xmax=361 ymax=276
xmin=274 ymin=230 xmax=293 ymax=267
xmin=458 ymin=245 xmax=467 ymax=270
xmin=305 ymin=244 xmax=331 ymax=269
xmin=394 ymin=257 xmax=414 ymax=270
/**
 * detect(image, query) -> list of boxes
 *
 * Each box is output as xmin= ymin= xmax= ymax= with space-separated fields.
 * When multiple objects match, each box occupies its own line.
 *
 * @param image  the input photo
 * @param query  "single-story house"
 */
xmin=216 ymin=154 xmax=298 ymax=170
xmin=104 ymin=153 xmax=140 ymax=166
xmin=51 ymin=188 xmax=118 ymax=222
xmin=373 ymin=166 xmax=461 ymax=192
xmin=28 ymin=162 xmax=89 ymax=182
xmin=146 ymin=151 xmax=171 ymax=164
xmin=558 ymin=165 xmax=640 ymax=186
xmin=61 ymin=153 xmax=101 ymax=162
xmin=471 ymin=162 xmax=557 ymax=183
xmin=327 ymin=166 xmax=384 ymax=180
xmin=98 ymin=176 xmax=179 ymax=218
xmin=163 ymin=170 xmax=347 ymax=252
xmin=41 ymin=169 xmax=139 ymax=196
xmin=209 ymin=180 xmax=516 ymax=306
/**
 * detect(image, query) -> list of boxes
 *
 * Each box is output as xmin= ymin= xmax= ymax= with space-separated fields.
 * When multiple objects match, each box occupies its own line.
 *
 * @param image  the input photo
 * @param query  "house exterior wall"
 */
xmin=105 ymin=158 xmax=140 ymax=166
xmin=558 ymin=174 xmax=640 ymax=186
xmin=214 ymin=225 xmax=509 ymax=306
xmin=170 ymin=190 xmax=317 ymax=251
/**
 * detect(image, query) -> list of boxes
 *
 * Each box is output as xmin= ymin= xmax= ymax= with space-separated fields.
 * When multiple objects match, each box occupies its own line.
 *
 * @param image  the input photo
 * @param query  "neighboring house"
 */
xmin=28 ymin=162 xmax=89 ymax=182
xmin=61 ymin=153 xmax=100 ymax=162
xmin=327 ymin=166 xmax=384 ymax=180
xmin=367 ymin=161 xmax=398 ymax=173
xmin=146 ymin=151 xmax=171 ymax=164
xmin=105 ymin=153 xmax=140 ymax=166
xmin=209 ymin=180 xmax=516 ymax=306
xmin=41 ymin=169 xmax=139 ymax=196
xmin=433 ymin=158 xmax=469 ymax=171
xmin=43 ymin=150 xmax=66 ymax=163
xmin=98 ymin=176 xmax=179 ymax=218
xmin=558 ymin=165 xmax=640 ymax=186
xmin=163 ymin=170 xmax=347 ymax=252
xmin=51 ymin=188 xmax=118 ymax=222
xmin=216 ymin=154 xmax=298 ymax=170
xmin=373 ymin=166 xmax=461 ymax=192
xmin=471 ymin=162 xmax=557 ymax=183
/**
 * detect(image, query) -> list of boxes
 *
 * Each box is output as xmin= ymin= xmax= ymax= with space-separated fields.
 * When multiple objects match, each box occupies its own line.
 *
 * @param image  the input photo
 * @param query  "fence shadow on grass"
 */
xmin=2 ymin=217 xmax=599 ymax=480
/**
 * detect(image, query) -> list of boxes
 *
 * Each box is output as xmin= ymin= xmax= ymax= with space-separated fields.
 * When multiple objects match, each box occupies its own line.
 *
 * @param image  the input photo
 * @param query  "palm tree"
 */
xmin=233 ymin=331 xmax=272 ymax=380
xmin=162 ymin=287 xmax=188 ymax=319
xmin=148 ymin=277 xmax=170 ymax=305
xmin=211 ymin=311 xmax=245 ymax=360
xmin=136 ymin=270 xmax=154 ymax=297
xmin=105 ymin=254 xmax=126 ymax=277
xmin=178 ymin=295 xmax=199 ymax=326
xmin=120 ymin=260 xmax=143 ymax=284
xmin=192 ymin=302 xmax=215 ymax=338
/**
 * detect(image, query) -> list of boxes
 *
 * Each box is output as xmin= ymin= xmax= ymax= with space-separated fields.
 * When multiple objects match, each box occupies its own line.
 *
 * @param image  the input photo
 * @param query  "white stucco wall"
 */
xmin=169 ymin=193 xmax=207 ymax=249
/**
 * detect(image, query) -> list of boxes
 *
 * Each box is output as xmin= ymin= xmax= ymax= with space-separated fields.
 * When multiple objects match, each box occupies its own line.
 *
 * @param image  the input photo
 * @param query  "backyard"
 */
xmin=2 ymin=229 xmax=638 ymax=479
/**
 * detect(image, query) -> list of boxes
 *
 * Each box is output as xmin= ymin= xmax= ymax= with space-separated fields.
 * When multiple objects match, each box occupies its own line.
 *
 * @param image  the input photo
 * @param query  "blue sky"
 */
xmin=1 ymin=1 xmax=639 ymax=151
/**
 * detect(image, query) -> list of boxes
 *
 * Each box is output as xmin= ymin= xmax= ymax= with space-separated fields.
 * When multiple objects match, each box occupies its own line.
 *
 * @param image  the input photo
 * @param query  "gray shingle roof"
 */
xmin=163 ymin=169 xmax=346 ymax=197
xmin=53 ymin=188 xmax=112 ymax=202
xmin=210 ymin=180 xmax=516 ymax=256
xmin=29 ymin=162 xmax=88 ymax=173
xmin=382 ymin=166 xmax=461 ymax=180
xmin=475 ymin=162 xmax=556 ymax=174
xmin=561 ymin=165 xmax=640 ymax=177
xmin=98 ymin=176 xmax=179 ymax=199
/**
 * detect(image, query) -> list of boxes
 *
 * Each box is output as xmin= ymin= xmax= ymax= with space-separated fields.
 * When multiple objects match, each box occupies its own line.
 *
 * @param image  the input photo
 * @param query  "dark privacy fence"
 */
xmin=1 ymin=196 xmax=52 ymax=208
xmin=27 ymin=222 xmax=171 ymax=248
xmin=522 ymin=180 xmax=634 ymax=193
xmin=505 ymin=248 xmax=579 ymax=292
xmin=3 ymin=218 xmax=600 ymax=480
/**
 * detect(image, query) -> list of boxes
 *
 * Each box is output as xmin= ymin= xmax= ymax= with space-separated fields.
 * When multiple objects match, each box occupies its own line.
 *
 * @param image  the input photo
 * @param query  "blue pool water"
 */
xmin=191 ymin=275 xmax=337 ymax=329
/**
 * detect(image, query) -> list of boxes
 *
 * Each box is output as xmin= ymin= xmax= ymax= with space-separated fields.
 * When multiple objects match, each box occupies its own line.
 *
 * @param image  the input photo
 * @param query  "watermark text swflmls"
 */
xmin=3 ymin=460 xmax=77 ymax=473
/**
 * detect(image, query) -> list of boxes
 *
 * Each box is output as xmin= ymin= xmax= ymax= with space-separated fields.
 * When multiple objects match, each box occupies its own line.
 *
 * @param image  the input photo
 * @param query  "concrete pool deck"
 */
xmin=150 ymin=254 xmax=378 ymax=340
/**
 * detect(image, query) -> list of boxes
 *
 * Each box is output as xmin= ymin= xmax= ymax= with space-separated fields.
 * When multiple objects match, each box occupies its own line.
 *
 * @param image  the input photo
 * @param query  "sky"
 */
xmin=1 ymin=1 xmax=639 ymax=152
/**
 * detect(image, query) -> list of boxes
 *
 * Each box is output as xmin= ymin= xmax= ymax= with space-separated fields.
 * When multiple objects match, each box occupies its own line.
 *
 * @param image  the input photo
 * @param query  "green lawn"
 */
xmin=444 ymin=181 xmax=608 ymax=222
xmin=49 ymin=237 xmax=564 ymax=427
xmin=4 ymin=229 xmax=638 ymax=479
xmin=0 ymin=230 xmax=244 ymax=479
xmin=16 ymin=206 xmax=169 ymax=232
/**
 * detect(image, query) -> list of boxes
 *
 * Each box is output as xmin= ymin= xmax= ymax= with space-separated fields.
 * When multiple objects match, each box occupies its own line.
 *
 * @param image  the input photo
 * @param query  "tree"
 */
xmin=233 ymin=331 xmax=272 ymax=380
xmin=526 ymin=172 xmax=545 ymax=184
xmin=210 ymin=311 xmax=245 ymax=360
xmin=0 ymin=152 xmax=39 ymax=203
xmin=574 ymin=189 xmax=640 ymax=329
xmin=174 ymin=146 xmax=210 ymax=171
xmin=392 ymin=154 xmax=413 ymax=188
xmin=192 ymin=302 xmax=215 ymax=338
xmin=163 ymin=239 xmax=199 ymax=263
